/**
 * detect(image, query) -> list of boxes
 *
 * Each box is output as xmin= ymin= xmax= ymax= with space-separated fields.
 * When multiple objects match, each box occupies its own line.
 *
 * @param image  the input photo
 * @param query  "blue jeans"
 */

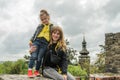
xmin=28 ymin=38 xmax=48 ymax=70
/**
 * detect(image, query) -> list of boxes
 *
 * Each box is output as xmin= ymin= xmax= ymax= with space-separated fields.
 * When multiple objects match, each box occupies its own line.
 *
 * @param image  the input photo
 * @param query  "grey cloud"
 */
xmin=103 ymin=0 xmax=120 ymax=19
xmin=0 ymin=0 xmax=18 ymax=9
xmin=0 ymin=9 xmax=12 ymax=20
xmin=0 ymin=0 xmax=18 ymax=20
xmin=105 ymin=25 xmax=120 ymax=33
xmin=0 ymin=0 xmax=11 ymax=8
xmin=0 ymin=30 xmax=6 ymax=37
xmin=2 ymin=31 xmax=32 ymax=54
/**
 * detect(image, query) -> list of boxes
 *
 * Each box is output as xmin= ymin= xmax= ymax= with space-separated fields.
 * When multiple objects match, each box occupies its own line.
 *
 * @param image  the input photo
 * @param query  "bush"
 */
xmin=0 ymin=59 xmax=28 ymax=74
xmin=0 ymin=61 xmax=13 ymax=74
xmin=68 ymin=64 xmax=87 ymax=76
xmin=10 ymin=59 xmax=28 ymax=74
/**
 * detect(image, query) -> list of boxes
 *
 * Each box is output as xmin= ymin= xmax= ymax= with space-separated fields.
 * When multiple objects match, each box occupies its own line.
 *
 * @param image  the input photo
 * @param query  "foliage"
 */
xmin=10 ymin=59 xmax=28 ymax=74
xmin=94 ymin=53 xmax=105 ymax=73
xmin=68 ymin=64 xmax=87 ymax=76
xmin=79 ymin=58 xmax=90 ymax=75
xmin=0 ymin=59 xmax=28 ymax=74
xmin=24 ymin=55 xmax=30 ymax=60
xmin=90 ymin=45 xmax=105 ymax=73
xmin=65 ymin=39 xmax=78 ymax=64
xmin=90 ymin=65 xmax=99 ymax=74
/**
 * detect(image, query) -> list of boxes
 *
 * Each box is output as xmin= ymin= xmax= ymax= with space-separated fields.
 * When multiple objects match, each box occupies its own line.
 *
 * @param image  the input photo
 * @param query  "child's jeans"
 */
xmin=28 ymin=38 xmax=48 ymax=70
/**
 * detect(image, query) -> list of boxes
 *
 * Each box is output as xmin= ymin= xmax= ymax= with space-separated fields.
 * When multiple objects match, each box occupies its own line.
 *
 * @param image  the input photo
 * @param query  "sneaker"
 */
xmin=34 ymin=70 xmax=40 ymax=77
xmin=28 ymin=70 xmax=34 ymax=78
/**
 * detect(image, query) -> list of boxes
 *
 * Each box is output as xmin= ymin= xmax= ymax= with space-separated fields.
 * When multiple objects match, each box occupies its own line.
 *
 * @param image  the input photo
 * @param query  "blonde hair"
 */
xmin=49 ymin=26 xmax=66 ymax=52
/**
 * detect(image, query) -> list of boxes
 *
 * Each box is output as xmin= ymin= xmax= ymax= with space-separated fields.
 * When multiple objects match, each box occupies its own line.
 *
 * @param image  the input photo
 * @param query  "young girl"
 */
xmin=28 ymin=9 xmax=53 ymax=78
xmin=43 ymin=26 xmax=75 ymax=80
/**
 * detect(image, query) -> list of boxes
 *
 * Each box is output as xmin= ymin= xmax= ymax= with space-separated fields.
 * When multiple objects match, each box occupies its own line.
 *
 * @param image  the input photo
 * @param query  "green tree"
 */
xmin=24 ymin=55 xmax=30 ymax=60
xmin=90 ymin=45 xmax=105 ymax=73
xmin=65 ymin=39 xmax=77 ymax=64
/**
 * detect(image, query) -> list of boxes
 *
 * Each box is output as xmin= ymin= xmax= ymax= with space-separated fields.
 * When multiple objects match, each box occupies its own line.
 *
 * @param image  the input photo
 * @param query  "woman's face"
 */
xmin=52 ymin=30 xmax=60 ymax=42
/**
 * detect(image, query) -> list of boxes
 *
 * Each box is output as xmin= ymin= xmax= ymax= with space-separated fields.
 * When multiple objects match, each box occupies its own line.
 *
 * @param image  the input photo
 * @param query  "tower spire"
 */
xmin=80 ymin=34 xmax=89 ymax=55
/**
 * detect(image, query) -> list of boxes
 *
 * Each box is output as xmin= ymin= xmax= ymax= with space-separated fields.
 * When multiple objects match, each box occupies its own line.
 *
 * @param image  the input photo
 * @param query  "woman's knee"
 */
xmin=43 ymin=68 xmax=64 ymax=80
xmin=57 ymin=76 xmax=64 ymax=80
xmin=67 ymin=72 xmax=76 ymax=80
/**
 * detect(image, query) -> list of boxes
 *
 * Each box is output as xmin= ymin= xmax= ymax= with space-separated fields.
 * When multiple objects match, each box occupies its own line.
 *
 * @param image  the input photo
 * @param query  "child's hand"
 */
xmin=29 ymin=41 xmax=33 ymax=47
xmin=29 ymin=45 xmax=37 ymax=53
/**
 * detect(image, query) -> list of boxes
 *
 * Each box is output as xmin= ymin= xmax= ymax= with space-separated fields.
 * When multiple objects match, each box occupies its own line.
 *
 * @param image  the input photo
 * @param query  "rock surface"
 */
xmin=0 ymin=75 xmax=52 ymax=80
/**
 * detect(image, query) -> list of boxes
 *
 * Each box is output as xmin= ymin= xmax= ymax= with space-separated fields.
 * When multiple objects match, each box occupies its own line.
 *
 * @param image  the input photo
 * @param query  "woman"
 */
xmin=43 ymin=26 xmax=75 ymax=80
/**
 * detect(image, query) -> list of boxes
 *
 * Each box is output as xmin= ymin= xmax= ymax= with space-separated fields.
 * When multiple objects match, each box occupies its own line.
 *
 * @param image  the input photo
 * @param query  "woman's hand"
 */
xmin=63 ymin=74 xmax=67 ymax=80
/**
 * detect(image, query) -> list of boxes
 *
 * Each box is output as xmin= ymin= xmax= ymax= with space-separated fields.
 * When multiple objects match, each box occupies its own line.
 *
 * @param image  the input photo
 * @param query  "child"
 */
xmin=28 ymin=9 xmax=53 ymax=78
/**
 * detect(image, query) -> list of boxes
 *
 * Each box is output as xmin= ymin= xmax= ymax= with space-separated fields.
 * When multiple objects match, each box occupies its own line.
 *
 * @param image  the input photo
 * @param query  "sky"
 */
xmin=0 ymin=0 xmax=120 ymax=62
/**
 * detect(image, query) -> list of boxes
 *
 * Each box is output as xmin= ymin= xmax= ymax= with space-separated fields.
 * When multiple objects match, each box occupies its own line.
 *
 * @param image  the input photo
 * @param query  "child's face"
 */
xmin=40 ymin=14 xmax=49 ymax=25
xmin=52 ymin=30 xmax=60 ymax=42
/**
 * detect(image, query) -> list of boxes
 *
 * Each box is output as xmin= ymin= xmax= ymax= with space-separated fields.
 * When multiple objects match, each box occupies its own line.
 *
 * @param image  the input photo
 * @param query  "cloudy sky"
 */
xmin=0 ymin=0 xmax=120 ymax=62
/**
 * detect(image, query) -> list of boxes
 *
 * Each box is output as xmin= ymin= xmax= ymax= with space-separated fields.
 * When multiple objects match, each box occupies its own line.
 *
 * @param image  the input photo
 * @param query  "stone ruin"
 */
xmin=105 ymin=32 xmax=120 ymax=74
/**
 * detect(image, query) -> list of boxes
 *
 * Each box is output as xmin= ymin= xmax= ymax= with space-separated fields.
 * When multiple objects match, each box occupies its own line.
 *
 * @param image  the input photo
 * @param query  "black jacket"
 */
xmin=30 ymin=24 xmax=53 ymax=42
xmin=43 ymin=43 xmax=68 ymax=74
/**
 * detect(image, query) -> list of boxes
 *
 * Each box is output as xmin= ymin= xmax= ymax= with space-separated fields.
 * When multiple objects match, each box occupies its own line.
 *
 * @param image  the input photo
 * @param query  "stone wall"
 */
xmin=105 ymin=32 xmax=120 ymax=73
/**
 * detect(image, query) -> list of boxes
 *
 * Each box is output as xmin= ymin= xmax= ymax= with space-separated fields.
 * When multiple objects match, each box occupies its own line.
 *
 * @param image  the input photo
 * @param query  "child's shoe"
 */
xmin=28 ymin=70 xmax=34 ymax=78
xmin=34 ymin=70 xmax=40 ymax=77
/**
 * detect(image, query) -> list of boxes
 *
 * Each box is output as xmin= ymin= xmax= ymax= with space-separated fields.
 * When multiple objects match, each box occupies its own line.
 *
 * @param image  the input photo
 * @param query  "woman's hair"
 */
xmin=49 ymin=26 xmax=67 ymax=52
